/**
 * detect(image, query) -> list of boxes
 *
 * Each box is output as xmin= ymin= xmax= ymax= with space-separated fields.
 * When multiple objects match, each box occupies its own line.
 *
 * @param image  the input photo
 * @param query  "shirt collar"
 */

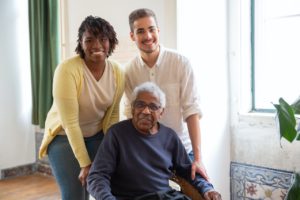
xmin=137 ymin=44 xmax=165 ymax=68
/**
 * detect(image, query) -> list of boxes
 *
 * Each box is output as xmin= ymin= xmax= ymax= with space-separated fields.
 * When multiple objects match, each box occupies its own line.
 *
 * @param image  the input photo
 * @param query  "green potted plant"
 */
xmin=273 ymin=97 xmax=300 ymax=200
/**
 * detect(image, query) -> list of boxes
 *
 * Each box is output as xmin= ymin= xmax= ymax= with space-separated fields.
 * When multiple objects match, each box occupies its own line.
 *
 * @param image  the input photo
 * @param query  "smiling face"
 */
xmin=130 ymin=16 xmax=160 ymax=54
xmin=131 ymin=91 xmax=164 ymax=135
xmin=80 ymin=30 xmax=110 ymax=63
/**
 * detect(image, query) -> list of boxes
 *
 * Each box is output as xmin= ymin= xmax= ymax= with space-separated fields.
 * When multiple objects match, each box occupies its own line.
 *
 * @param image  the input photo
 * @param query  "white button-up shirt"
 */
xmin=124 ymin=46 xmax=202 ymax=153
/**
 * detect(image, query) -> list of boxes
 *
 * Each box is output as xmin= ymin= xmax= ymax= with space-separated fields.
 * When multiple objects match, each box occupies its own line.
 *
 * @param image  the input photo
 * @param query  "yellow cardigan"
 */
xmin=39 ymin=55 xmax=124 ymax=167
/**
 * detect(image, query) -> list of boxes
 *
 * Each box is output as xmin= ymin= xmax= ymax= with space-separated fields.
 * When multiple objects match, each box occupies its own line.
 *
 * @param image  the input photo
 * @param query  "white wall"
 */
xmin=0 ymin=0 xmax=35 ymax=171
xmin=177 ymin=1 xmax=230 ymax=199
xmin=229 ymin=0 xmax=300 ymax=174
xmin=62 ymin=0 xmax=176 ymax=62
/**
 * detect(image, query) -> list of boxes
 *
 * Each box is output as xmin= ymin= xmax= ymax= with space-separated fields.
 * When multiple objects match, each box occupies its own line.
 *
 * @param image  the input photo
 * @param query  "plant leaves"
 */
xmin=291 ymin=96 xmax=300 ymax=114
xmin=286 ymin=173 xmax=300 ymax=200
xmin=297 ymin=122 xmax=300 ymax=141
xmin=273 ymin=98 xmax=297 ymax=142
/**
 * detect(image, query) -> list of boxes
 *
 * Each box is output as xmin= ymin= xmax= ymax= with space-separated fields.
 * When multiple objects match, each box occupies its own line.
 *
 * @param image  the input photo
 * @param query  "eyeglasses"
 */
xmin=132 ymin=100 xmax=161 ymax=112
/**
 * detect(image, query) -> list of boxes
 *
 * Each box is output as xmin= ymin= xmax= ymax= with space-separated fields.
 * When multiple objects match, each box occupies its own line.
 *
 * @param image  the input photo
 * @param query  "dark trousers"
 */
xmin=134 ymin=189 xmax=191 ymax=200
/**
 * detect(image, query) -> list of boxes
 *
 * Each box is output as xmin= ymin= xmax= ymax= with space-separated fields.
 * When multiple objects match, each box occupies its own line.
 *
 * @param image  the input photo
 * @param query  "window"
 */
xmin=252 ymin=0 xmax=300 ymax=110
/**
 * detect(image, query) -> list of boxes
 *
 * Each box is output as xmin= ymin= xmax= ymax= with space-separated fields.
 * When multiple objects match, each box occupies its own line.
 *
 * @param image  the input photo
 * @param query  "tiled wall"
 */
xmin=230 ymin=162 xmax=294 ymax=200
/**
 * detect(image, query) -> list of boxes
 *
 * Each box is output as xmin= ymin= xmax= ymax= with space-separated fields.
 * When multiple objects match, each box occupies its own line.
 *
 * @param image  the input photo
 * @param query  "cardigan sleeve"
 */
xmin=53 ymin=60 xmax=91 ymax=167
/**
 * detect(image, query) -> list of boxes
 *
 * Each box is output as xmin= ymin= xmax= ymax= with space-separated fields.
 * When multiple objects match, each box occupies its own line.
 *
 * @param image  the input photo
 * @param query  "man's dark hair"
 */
xmin=75 ymin=16 xmax=118 ymax=58
xmin=129 ymin=8 xmax=158 ymax=32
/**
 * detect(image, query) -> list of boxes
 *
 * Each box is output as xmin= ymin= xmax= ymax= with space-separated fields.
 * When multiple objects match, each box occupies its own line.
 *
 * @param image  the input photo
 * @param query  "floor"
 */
xmin=0 ymin=173 xmax=60 ymax=200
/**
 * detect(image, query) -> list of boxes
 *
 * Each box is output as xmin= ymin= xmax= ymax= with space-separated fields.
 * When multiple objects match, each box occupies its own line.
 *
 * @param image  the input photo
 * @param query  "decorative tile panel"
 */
xmin=230 ymin=162 xmax=294 ymax=200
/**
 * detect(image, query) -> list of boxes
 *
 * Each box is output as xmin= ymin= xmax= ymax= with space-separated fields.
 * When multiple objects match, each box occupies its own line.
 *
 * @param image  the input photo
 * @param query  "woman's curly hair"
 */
xmin=75 ymin=16 xmax=118 ymax=58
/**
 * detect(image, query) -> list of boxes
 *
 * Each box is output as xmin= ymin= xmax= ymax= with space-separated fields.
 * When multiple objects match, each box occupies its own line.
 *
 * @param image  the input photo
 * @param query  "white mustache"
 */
xmin=138 ymin=115 xmax=153 ymax=121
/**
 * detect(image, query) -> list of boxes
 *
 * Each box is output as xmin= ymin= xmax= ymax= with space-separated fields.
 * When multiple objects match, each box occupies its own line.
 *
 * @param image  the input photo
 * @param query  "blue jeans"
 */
xmin=48 ymin=131 xmax=104 ymax=200
xmin=188 ymin=151 xmax=194 ymax=161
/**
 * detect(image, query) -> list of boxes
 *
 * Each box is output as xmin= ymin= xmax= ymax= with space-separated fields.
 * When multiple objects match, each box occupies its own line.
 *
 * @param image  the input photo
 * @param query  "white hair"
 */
xmin=131 ymin=82 xmax=166 ymax=108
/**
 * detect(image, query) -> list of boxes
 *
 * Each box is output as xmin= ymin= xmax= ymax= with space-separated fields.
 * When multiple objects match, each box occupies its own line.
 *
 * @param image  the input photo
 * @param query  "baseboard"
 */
xmin=1 ymin=163 xmax=52 ymax=180
xmin=1 ymin=163 xmax=36 ymax=179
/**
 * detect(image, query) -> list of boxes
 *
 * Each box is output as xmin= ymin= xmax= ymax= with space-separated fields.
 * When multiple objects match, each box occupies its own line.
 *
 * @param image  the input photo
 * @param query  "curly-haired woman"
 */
xmin=39 ymin=16 xmax=124 ymax=200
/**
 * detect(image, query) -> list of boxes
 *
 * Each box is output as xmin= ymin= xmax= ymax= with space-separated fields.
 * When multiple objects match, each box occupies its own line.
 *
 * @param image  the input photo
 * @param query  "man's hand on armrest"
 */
xmin=203 ymin=190 xmax=222 ymax=200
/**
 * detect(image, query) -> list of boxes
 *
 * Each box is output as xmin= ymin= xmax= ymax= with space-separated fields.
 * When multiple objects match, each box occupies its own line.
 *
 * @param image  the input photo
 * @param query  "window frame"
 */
xmin=250 ymin=0 xmax=300 ymax=112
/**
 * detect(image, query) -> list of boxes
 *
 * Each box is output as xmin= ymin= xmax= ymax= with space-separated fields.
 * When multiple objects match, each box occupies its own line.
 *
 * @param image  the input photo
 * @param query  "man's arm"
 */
xmin=123 ymin=65 xmax=134 ymax=119
xmin=173 ymin=138 xmax=213 ymax=197
xmin=186 ymin=114 xmax=209 ymax=181
xmin=123 ymin=91 xmax=133 ymax=119
xmin=178 ymin=57 xmax=209 ymax=181
xmin=173 ymin=133 xmax=222 ymax=200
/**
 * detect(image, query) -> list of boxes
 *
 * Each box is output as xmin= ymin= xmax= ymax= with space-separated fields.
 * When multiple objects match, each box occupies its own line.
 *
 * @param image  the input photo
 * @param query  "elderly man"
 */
xmin=87 ymin=82 xmax=222 ymax=200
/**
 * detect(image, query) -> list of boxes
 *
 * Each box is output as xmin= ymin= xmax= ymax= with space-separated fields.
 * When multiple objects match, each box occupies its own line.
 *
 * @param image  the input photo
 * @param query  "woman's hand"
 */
xmin=78 ymin=165 xmax=91 ymax=186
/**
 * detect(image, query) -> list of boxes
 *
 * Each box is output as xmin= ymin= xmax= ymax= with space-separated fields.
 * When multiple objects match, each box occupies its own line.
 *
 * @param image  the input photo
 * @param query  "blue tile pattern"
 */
xmin=230 ymin=162 xmax=294 ymax=200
